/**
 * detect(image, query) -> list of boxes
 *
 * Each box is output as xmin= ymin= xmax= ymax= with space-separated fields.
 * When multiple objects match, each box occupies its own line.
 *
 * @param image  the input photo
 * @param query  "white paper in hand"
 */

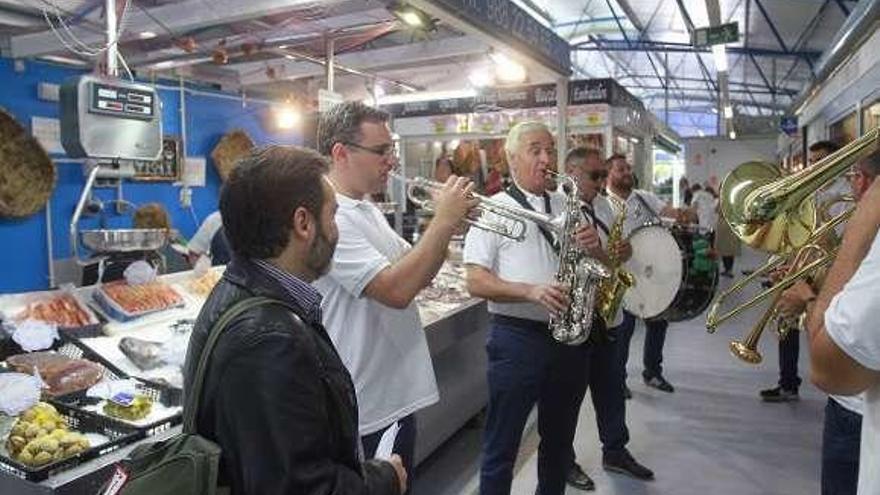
xmin=373 ymin=421 xmax=400 ymax=460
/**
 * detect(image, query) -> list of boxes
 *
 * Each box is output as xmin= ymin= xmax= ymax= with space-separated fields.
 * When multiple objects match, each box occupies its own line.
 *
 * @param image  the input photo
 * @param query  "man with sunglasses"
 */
xmin=563 ymin=148 xmax=654 ymax=490
xmin=313 ymin=102 xmax=476 ymax=490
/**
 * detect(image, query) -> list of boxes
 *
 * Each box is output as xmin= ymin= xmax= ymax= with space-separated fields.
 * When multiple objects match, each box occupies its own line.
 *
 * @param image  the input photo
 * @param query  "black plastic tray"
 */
xmin=53 ymin=377 xmax=183 ymax=437
xmin=0 ymin=402 xmax=143 ymax=482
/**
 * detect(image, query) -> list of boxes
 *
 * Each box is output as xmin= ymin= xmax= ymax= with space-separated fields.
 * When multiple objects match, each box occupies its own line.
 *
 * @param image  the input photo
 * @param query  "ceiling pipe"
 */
xmin=791 ymin=0 xmax=880 ymax=114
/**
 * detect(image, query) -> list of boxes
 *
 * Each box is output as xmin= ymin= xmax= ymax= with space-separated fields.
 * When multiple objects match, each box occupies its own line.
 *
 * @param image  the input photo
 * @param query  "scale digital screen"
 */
xmin=89 ymin=82 xmax=155 ymax=120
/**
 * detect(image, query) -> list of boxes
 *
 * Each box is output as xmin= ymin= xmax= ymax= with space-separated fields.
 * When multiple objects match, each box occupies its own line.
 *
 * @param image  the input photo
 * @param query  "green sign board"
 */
xmin=693 ymin=22 xmax=740 ymax=47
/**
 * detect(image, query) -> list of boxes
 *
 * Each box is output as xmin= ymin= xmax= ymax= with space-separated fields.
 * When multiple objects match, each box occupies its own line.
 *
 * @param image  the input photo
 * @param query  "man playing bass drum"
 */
xmin=605 ymin=154 xmax=689 ymax=394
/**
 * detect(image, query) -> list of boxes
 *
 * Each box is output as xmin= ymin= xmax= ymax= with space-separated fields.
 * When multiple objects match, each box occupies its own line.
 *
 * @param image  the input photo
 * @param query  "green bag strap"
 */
xmin=183 ymin=296 xmax=285 ymax=433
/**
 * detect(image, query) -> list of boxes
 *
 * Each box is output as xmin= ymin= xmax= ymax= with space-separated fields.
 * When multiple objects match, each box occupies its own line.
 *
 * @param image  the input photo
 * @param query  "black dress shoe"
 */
xmin=642 ymin=372 xmax=675 ymax=393
xmin=603 ymin=451 xmax=654 ymax=481
xmin=759 ymin=386 xmax=799 ymax=402
xmin=566 ymin=462 xmax=595 ymax=491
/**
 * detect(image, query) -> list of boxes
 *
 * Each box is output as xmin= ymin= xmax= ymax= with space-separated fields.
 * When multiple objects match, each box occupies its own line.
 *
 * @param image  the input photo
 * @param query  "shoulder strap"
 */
xmin=632 ymin=191 xmax=661 ymax=223
xmin=505 ymin=184 xmax=559 ymax=254
xmin=183 ymin=296 xmax=290 ymax=433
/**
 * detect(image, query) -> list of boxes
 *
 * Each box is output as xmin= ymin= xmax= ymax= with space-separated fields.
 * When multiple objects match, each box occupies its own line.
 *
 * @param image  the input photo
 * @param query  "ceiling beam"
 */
xmin=9 ymin=0 xmax=349 ymax=58
xmin=129 ymin=6 xmax=392 ymax=68
xmin=642 ymin=92 xmax=787 ymax=112
xmin=573 ymin=40 xmax=821 ymax=60
xmin=238 ymin=35 xmax=488 ymax=86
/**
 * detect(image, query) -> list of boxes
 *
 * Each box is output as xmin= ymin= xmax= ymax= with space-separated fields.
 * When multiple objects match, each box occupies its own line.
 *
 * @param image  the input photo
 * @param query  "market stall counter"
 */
xmin=0 ymin=261 xmax=488 ymax=491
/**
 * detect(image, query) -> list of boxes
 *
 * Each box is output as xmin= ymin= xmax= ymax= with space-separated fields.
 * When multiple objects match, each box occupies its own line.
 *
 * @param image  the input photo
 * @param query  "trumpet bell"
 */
xmin=729 ymin=341 xmax=762 ymax=364
xmin=720 ymin=161 xmax=815 ymax=254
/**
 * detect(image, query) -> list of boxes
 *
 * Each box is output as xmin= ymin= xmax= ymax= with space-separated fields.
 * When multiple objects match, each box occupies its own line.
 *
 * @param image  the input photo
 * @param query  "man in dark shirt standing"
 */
xmin=183 ymin=145 xmax=405 ymax=495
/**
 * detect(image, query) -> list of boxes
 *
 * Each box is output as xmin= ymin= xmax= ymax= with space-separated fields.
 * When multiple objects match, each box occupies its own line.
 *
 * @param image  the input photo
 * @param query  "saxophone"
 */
xmin=597 ymin=197 xmax=636 ymax=325
xmin=549 ymin=175 xmax=612 ymax=346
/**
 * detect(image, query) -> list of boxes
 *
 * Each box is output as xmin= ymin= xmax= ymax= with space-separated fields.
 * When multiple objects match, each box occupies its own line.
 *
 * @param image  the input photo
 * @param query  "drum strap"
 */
xmin=505 ymin=184 xmax=559 ymax=254
xmin=632 ymin=191 xmax=662 ymax=224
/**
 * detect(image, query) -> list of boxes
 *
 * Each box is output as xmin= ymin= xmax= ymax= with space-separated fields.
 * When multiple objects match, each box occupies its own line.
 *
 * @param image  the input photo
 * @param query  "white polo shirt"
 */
xmin=825 ymin=230 xmax=880 ymax=495
xmin=313 ymin=193 xmax=438 ymax=435
xmin=463 ymin=188 xmax=566 ymax=323
xmin=607 ymin=189 xmax=668 ymax=238
xmin=188 ymin=211 xmax=222 ymax=255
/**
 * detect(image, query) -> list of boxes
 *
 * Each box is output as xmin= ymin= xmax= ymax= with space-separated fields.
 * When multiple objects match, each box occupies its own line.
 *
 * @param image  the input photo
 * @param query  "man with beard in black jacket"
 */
xmin=183 ymin=145 xmax=406 ymax=495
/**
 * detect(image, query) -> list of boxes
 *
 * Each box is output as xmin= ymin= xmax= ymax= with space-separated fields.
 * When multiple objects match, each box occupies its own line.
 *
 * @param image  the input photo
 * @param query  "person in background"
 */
xmin=563 ymin=148 xmax=655 ymax=491
xmin=807 ymin=174 xmax=880 ymax=495
xmin=434 ymin=153 xmax=453 ymax=183
xmin=313 ymin=102 xmax=476 ymax=490
xmin=776 ymin=151 xmax=880 ymax=495
xmin=132 ymin=203 xmax=189 ymax=274
xmin=464 ymin=123 xmax=603 ymax=495
xmin=183 ymin=145 xmax=405 ymax=495
xmin=760 ymin=140 xmax=841 ymax=403
xmin=187 ymin=210 xmax=231 ymax=266
xmin=714 ymin=209 xmax=740 ymax=278
xmin=605 ymin=154 xmax=689 ymax=395
xmin=681 ymin=177 xmax=693 ymax=206
xmin=690 ymin=184 xmax=718 ymax=239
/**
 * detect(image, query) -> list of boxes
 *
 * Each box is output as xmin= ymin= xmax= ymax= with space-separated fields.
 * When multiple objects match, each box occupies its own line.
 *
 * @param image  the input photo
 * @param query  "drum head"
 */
xmin=623 ymin=226 xmax=683 ymax=319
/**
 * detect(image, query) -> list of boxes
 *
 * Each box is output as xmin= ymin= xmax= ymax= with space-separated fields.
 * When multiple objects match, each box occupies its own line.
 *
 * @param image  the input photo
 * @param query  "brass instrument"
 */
xmin=718 ymin=127 xmax=879 ymax=254
xmin=396 ymin=174 xmax=562 ymax=241
xmin=547 ymin=173 xmax=612 ymax=345
xmin=597 ymin=197 xmax=636 ymax=324
xmin=706 ymin=202 xmax=853 ymax=333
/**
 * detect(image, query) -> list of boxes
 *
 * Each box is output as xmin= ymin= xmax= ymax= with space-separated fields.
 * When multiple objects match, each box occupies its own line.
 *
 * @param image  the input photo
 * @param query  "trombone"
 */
xmin=392 ymin=173 xmax=566 ymax=241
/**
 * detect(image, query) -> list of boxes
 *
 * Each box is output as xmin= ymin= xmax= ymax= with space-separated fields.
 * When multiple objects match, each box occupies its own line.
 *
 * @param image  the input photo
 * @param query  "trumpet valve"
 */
xmin=729 ymin=341 xmax=763 ymax=364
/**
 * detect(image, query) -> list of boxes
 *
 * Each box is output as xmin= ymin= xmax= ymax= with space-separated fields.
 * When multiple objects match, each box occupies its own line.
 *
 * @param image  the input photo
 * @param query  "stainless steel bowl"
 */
xmin=81 ymin=228 xmax=169 ymax=252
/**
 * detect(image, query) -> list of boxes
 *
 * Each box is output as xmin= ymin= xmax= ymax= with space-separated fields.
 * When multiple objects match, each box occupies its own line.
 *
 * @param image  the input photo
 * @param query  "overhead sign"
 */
xmin=780 ymin=116 xmax=799 ymax=136
xmin=693 ymin=22 xmax=740 ymax=47
xmin=424 ymin=0 xmax=571 ymax=75
xmin=383 ymin=79 xmax=642 ymax=118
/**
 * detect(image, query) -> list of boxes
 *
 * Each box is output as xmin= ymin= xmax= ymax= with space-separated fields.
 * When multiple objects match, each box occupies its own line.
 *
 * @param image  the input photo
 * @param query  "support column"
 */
xmin=325 ymin=34 xmax=335 ymax=92
xmin=106 ymin=0 xmax=118 ymax=76
xmin=556 ymin=77 xmax=569 ymax=171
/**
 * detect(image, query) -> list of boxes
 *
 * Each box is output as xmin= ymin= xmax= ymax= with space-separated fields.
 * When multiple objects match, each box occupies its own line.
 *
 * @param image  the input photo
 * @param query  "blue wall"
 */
xmin=0 ymin=58 xmax=301 ymax=293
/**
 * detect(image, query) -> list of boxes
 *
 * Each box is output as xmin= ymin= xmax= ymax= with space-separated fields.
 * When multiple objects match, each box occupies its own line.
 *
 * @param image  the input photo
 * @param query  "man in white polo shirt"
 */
xmin=808 ymin=171 xmax=880 ymax=495
xmin=464 ymin=122 xmax=605 ymax=495
xmin=605 ymin=154 xmax=687 ymax=395
xmin=313 ymin=101 xmax=476 ymax=489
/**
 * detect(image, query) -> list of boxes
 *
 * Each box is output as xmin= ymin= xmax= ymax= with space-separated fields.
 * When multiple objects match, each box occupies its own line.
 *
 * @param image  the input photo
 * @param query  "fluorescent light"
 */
xmin=276 ymin=105 xmax=301 ymax=129
xmin=468 ymin=68 xmax=493 ymax=87
xmin=723 ymin=105 xmax=733 ymax=118
xmin=710 ymin=107 xmax=718 ymax=114
xmin=712 ymin=44 xmax=728 ymax=72
xmin=375 ymin=89 xmax=477 ymax=105
xmin=139 ymin=31 xmax=157 ymax=40
xmin=399 ymin=10 xmax=423 ymax=27
xmin=698 ymin=130 xmax=706 ymax=137
xmin=729 ymin=130 xmax=737 ymax=140
xmin=490 ymin=52 xmax=527 ymax=83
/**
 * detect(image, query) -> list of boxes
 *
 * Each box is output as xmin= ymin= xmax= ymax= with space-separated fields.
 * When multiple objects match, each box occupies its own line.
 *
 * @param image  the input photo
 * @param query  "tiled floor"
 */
xmin=416 ymin=250 xmax=825 ymax=495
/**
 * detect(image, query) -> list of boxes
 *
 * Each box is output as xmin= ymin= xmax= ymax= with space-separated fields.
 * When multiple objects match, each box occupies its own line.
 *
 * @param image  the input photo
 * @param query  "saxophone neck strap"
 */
xmin=505 ymin=184 xmax=559 ymax=254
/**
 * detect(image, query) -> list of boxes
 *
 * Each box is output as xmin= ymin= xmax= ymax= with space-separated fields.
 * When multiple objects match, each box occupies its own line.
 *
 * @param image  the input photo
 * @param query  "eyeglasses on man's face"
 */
xmin=343 ymin=141 xmax=397 ymax=159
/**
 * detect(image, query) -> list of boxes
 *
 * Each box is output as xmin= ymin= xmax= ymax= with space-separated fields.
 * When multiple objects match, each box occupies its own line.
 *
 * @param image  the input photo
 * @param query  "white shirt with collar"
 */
xmin=464 ymin=185 xmax=566 ymax=323
xmin=691 ymin=190 xmax=718 ymax=232
xmin=313 ymin=193 xmax=438 ymax=436
xmin=606 ymin=189 xmax=668 ymax=238
xmin=824 ymin=230 xmax=880 ymax=494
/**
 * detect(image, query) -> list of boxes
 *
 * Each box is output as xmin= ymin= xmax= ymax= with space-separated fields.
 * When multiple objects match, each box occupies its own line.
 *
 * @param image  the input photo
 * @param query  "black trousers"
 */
xmin=778 ymin=329 xmax=802 ymax=391
xmin=618 ymin=311 xmax=668 ymax=378
xmin=480 ymin=315 xmax=591 ymax=495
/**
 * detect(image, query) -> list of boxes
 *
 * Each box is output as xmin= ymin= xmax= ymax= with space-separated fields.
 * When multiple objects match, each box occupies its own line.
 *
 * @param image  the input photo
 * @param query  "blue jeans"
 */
xmin=362 ymin=414 xmax=417 ymax=493
xmin=480 ymin=316 xmax=591 ymax=495
xmin=617 ymin=311 xmax=667 ymax=378
xmin=778 ymin=329 xmax=802 ymax=391
xmin=822 ymin=398 xmax=862 ymax=495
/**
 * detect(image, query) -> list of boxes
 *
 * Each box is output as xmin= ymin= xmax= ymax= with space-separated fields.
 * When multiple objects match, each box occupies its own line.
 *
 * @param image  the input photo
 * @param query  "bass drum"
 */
xmin=660 ymin=225 xmax=719 ymax=322
xmin=622 ymin=225 xmax=682 ymax=320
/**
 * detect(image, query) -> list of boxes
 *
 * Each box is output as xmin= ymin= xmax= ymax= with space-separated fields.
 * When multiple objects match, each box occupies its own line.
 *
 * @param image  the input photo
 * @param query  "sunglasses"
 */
xmin=587 ymin=170 xmax=608 ymax=181
xmin=343 ymin=141 xmax=397 ymax=158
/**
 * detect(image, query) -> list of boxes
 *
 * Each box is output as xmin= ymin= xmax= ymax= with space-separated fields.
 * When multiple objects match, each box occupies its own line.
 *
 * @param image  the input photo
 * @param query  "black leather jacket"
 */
xmin=183 ymin=258 xmax=400 ymax=495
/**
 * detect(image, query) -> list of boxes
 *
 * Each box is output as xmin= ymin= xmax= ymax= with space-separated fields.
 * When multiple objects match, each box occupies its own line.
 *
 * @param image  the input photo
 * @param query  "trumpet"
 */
xmin=392 ymin=174 xmax=565 ymax=241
